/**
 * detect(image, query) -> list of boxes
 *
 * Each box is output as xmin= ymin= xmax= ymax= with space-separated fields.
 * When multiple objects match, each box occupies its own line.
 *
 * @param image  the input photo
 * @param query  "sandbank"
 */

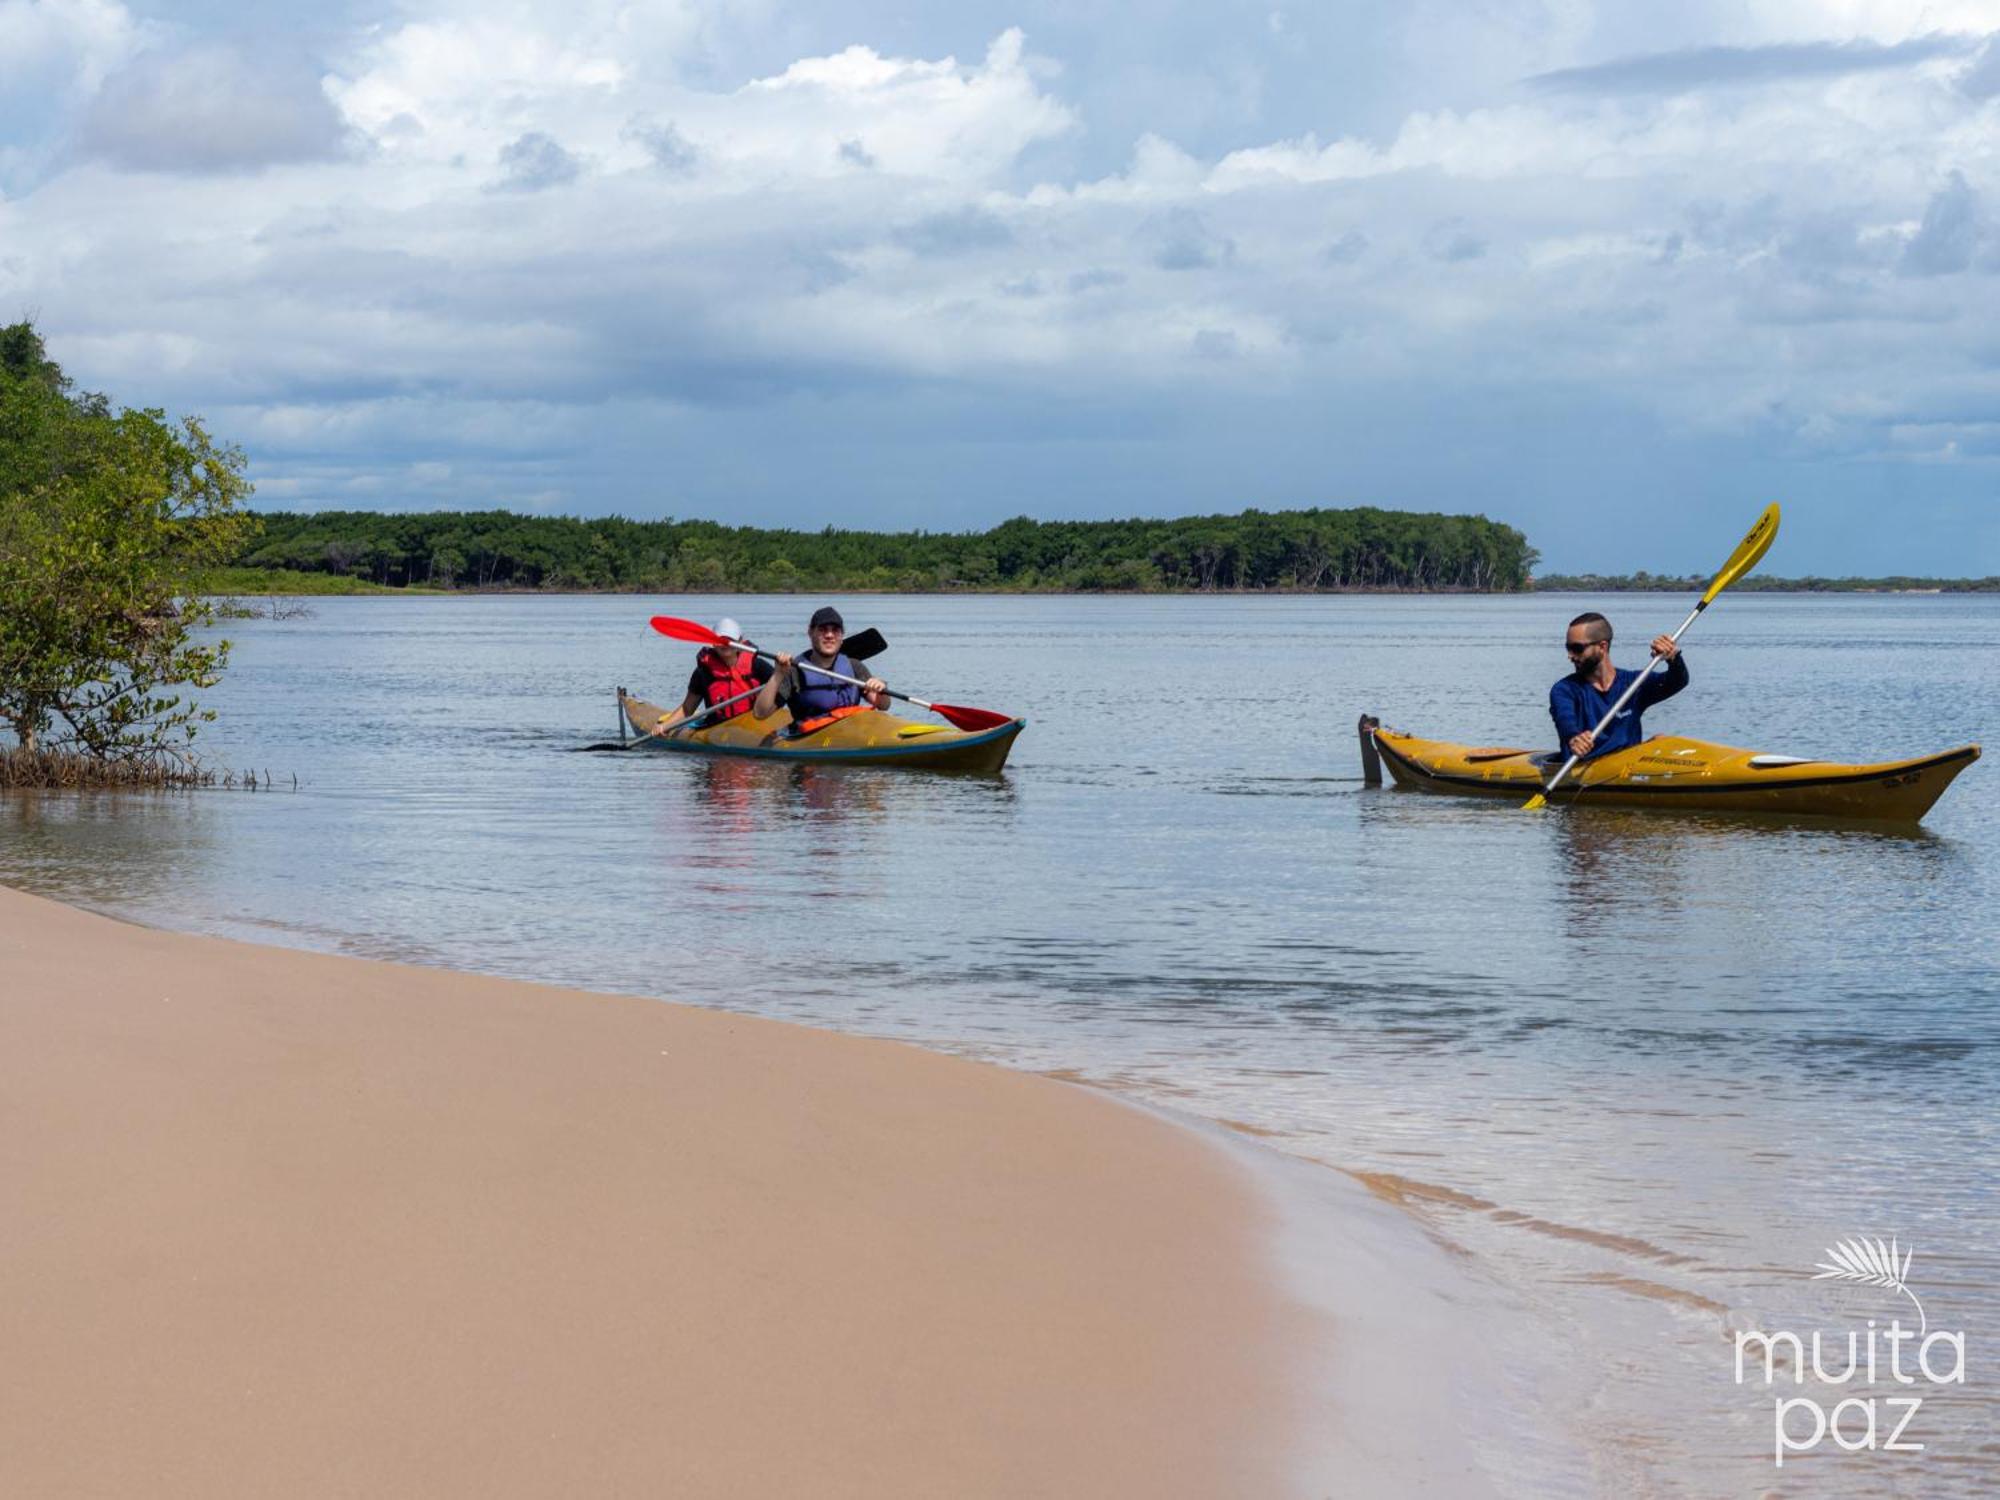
xmin=0 ymin=885 xmax=1303 ymax=1497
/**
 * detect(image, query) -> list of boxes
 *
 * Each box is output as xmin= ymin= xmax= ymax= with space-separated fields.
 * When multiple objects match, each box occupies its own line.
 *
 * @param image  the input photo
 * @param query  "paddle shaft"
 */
xmin=755 ymin=649 xmax=1014 ymax=732
xmin=646 ymin=616 xmax=1011 ymax=731
xmin=644 ymin=629 xmax=884 ymax=738
xmin=757 ymin=647 xmax=1010 ymax=730
xmin=760 ymin=650 xmax=926 ymax=708
xmin=656 ymin=645 xmax=903 ymax=725
xmin=1538 ymin=600 xmax=1703 ymax=800
xmin=644 ymin=681 xmax=764 ymax=739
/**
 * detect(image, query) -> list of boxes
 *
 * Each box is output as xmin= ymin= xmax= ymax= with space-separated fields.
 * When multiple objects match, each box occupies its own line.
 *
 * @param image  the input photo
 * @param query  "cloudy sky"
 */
xmin=5 ymin=0 xmax=1999 ymax=573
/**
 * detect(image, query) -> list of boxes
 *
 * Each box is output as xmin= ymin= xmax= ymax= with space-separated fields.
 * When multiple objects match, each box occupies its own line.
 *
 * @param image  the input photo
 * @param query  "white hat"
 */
xmin=714 ymin=617 xmax=743 ymax=642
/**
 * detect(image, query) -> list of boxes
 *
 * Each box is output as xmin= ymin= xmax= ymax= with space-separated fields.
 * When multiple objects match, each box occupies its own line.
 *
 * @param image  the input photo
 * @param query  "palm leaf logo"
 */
xmin=1813 ymin=1238 xmax=1925 ymax=1335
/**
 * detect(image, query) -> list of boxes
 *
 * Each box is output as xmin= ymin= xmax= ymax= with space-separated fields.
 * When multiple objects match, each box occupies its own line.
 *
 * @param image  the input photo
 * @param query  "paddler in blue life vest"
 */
xmin=753 ymin=606 xmax=888 ymax=734
xmin=1550 ymin=611 xmax=1687 ymax=759
xmin=652 ymin=618 xmax=774 ymax=733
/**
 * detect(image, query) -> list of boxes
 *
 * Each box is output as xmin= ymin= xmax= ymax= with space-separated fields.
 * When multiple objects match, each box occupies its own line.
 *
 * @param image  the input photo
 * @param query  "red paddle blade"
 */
xmin=930 ymin=703 xmax=1015 ymax=732
xmin=650 ymin=615 xmax=724 ymax=646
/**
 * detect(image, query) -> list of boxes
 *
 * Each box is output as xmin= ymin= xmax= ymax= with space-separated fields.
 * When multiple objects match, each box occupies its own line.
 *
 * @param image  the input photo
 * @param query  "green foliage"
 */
xmin=0 ymin=324 xmax=256 ymax=759
xmin=233 ymin=504 xmax=1539 ymax=594
xmin=1534 ymin=573 xmax=1999 ymax=593
xmin=197 ymin=566 xmax=423 ymax=596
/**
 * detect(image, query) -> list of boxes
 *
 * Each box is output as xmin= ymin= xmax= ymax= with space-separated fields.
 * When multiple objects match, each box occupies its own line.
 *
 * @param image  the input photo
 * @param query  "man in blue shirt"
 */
xmin=1550 ymin=611 xmax=1688 ymax=759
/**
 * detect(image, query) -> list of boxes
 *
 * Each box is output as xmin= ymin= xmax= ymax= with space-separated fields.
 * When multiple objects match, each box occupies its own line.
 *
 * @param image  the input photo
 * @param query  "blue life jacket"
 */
xmin=790 ymin=652 xmax=861 ymax=721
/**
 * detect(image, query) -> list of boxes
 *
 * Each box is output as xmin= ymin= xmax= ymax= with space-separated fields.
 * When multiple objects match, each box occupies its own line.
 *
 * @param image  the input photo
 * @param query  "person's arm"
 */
xmin=753 ymin=656 xmax=793 ymax=718
xmin=744 ymin=657 xmax=778 ymax=716
xmin=862 ymin=674 xmax=887 ymax=708
xmin=1550 ymin=681 xmax=1593 ymax=757
xmin=655 ymin=673 xmax=708 ymax=732
xmin=1635 ymin=644 xmax=1689 ymax=709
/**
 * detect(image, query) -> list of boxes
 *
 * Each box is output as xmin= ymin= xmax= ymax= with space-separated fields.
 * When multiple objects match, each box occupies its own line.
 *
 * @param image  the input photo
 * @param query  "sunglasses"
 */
xmin=1564 ymin=639 xmax=1605 ymax=655
xmin=813 ymin=624 xmax=844 ymax=636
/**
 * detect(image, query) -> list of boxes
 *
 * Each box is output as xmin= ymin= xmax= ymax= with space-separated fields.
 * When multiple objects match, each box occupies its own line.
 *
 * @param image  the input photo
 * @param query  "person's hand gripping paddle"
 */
xmin=647 ymin=617 xmax=1015 ymax=732
xmin=1524 ymin=503 xmax=1779 ymax=811
xmin=637 ymin=627 xmax=889 ymax=741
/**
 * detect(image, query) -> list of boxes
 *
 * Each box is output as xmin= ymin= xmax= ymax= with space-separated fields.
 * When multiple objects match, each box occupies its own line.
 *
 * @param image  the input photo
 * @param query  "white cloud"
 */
xmin=326 ymin=15 xmax=636 ymax=164
xmin=493 ymin=130 xmax=583 ymax=190
xmin=325 ymin=19 xmax=1072 ymax=186
xmin=710 ymin=28 xmax=1075 ymax=181
xmin=0 ymin=0 xmax=146 ymax=187
xmin=0 ymin=0 xmax=140 ymax=95
xmin=1765 ymin=1 xmax=2000 ymax=41
xmin=77 ymin=43 xmax=352 ymax=174
xmin=1901 ymin=170 xmax=1984 ymax=273
xmin=5 ymin=3 xmax=2000 ymax=567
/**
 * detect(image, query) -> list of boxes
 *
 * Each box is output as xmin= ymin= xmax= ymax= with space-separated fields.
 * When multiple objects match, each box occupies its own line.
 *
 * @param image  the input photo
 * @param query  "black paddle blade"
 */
xmin=845 ymin=628 xmax=887 ymax=661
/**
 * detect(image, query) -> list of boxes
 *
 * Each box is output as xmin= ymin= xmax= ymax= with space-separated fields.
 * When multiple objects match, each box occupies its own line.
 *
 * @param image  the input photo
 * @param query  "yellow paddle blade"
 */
xmin=1701 ymin=502 xmax=1781 ymax=605
xmin=1520 ymin=792 xmax=1548 ymax=812
xmin=896 ymin=724 xmax=949 ymax=738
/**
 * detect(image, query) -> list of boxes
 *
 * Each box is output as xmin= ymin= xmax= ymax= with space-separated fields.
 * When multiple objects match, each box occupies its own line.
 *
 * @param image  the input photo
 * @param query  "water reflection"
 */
xmin=1564 ymin=801 xmax=1944 ymax=845
xmin=634 ymin=755 xmax=1021 ymax=908
xmin=0 ymin=789 xmax=219 ymax=913
xmin=656 ymin=758 xmax=778 ymax=883
xmin=1553 ymin=806 xmax=1697 ymax=913
xmin=692 ymin=757 xmax=770 ymax=831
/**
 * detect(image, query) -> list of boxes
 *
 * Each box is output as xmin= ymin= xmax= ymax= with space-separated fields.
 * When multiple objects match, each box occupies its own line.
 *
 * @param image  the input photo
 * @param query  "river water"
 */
xmin=2 ymin=592 xmax=1995 ymax=1497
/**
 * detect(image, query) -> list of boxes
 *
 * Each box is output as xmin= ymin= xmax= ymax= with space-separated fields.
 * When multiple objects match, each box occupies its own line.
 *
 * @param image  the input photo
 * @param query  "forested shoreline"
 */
xmin=1535 ymin=572 xmax=2000 ymax=593
xmin=227 ymin=506 xmax=1539 ymax=593
xmin=206 ymin=508 xmax=1994 ymax=598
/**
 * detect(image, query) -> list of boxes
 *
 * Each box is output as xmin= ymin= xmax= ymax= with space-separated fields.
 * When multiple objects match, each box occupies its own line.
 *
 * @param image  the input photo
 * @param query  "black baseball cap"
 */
xmin=809 ymin=606 xmax=844 ymax=632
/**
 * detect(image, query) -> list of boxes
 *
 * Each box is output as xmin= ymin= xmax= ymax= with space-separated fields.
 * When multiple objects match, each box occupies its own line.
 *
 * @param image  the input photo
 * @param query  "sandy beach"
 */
xmin=0 ymin=884 xmax=1306 ymax=1498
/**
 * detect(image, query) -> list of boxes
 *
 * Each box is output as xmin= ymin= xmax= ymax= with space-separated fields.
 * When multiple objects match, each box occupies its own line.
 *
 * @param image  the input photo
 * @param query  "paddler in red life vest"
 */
xmin=752 ymin=606 xmax=888 ymax=735
xmin=652 ymin=618 xmax=774 ymax=733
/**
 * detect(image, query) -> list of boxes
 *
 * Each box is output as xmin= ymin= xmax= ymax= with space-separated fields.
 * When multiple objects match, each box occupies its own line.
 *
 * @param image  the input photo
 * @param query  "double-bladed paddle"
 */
xmin=639 ymin=627 xmax=889 ymax=739
xmin=831 ymin=627 xmax=889 ymax=663
xmin=648 ymin=615 xmax=1015 ymax=733
xmin=637 ymin=681 xmax=765 ymax=741
xmin=1524 ymin=503 xmax=1780 ymax=810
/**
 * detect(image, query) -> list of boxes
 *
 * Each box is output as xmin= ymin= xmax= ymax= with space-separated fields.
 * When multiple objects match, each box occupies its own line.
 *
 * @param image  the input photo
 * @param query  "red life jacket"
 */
xmin=697 ymin=646 xmax=762 ymax=720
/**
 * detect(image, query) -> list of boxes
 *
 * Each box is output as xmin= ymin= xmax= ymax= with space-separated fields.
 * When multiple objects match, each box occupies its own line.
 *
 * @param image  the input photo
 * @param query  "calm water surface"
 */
xmin=3 ymin=592 xmax=1995 ymax=1497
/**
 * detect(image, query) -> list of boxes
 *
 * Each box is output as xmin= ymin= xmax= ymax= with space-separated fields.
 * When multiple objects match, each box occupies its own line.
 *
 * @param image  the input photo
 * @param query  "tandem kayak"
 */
xmin=1367 ymin=724 xmax=1979 ymax=823
xmin=618 ymin=690 xmax=1024 ymax=773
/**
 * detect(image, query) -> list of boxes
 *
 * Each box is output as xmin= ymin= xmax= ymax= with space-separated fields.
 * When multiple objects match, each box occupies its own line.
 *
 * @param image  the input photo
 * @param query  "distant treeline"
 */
xmin=1535 ymin=572 xmax=2000 ymax=593
xmin=231 ymin=507 xmax=1539 ymax=593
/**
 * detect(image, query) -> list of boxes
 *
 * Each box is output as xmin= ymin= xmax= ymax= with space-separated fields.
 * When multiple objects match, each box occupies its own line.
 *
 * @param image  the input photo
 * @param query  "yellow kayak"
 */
xmin=1369 ymin=726 xmax=1979 ymax=822
xmin=619 ymin=691 xmax=1024 ymax=773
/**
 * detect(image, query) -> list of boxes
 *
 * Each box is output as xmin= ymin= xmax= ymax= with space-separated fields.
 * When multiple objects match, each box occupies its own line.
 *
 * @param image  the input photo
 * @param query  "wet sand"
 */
xmin=0 ymin=885 xmax=1302 ymax=1498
